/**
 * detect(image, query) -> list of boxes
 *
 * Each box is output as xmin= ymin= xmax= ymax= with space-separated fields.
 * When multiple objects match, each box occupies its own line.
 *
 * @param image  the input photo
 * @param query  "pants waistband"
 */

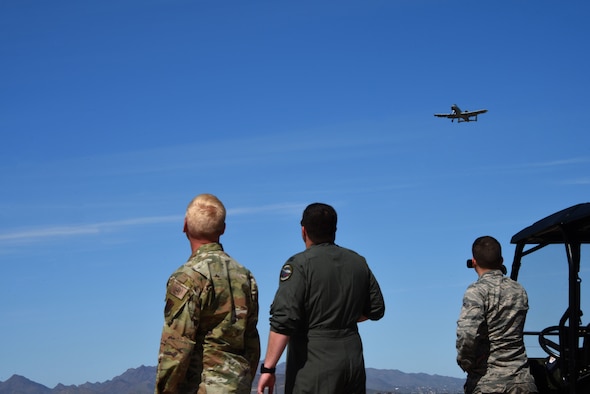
xmin=306 ymin=327 xmax=358 ymax=338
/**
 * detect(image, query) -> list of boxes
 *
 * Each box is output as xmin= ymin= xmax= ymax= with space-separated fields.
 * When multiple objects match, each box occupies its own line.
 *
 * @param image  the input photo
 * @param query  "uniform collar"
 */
xmin=192 ymin=242 xmax=223 ymax=258
xmin=479 ymin=269 xmax=503 ymax=279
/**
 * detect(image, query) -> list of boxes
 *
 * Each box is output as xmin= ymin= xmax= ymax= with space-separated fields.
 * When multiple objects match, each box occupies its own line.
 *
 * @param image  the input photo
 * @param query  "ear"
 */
xmin=220 ymin=222 xmax=226 ymax=236
xmin=302 ymin=226 xmax=315 ymax=248
xmin=183 ymin=218 xmax=188 ymax=234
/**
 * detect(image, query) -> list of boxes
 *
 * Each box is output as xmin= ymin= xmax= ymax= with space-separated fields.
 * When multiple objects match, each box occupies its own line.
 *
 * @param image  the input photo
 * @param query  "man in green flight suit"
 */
xmin=257 ymin=203 xmax=385 ymax=394
xmin=155 ymin=194 xmax=260 ymax=394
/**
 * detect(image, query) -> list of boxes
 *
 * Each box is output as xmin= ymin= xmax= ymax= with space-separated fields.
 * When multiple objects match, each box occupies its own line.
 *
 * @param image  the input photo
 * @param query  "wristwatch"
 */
xmin=260 ymin=364 xmax=276 ymax=374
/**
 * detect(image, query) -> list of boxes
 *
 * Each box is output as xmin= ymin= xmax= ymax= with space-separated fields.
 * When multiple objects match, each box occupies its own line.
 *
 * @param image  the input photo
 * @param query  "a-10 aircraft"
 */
xmin=434 ymin=104 xmax=488 ymax=123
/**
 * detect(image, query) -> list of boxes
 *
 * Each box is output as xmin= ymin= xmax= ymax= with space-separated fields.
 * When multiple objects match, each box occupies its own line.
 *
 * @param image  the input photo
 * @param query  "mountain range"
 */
xmin=0 ymin=365 xmax=464 ymax=394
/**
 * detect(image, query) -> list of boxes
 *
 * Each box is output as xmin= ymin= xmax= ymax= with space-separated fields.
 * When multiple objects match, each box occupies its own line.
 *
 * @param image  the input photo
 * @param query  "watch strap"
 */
xmin=260 ymin=364 xmax=276 ymax=374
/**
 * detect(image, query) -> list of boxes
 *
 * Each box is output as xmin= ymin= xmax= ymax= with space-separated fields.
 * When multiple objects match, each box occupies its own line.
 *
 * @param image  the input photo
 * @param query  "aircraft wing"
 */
xmin=464 ymin=109 xmax=487 ymax=116
xmin=434 ymin=113 xmax=457 ymax=118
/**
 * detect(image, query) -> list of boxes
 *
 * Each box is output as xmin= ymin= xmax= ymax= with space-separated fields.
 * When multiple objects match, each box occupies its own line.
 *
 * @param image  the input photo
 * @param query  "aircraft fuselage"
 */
xmin=451 ymin=104 xmax=477 ymax=122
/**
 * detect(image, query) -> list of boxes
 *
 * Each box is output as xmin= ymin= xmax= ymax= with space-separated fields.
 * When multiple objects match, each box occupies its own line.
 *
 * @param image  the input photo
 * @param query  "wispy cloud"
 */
xmin=2 ymin=123 xmax=405 ymax=181
xmin=0 ymin=203 xmax=304 ymax=245
xmin=0 ymin=215 xmax=181 ymax=243
xmin=523 ymin=157 xmax=590 ymax=168
xmin=559 ymin=178 xmax=590 ymax=185
xmin=463 ymin=156 xmax=590 ymax=180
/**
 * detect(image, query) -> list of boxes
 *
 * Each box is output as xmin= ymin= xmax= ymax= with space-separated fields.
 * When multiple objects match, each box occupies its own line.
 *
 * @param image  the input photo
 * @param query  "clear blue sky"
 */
xmin=1 ymin=0 xmax=589 ymax=388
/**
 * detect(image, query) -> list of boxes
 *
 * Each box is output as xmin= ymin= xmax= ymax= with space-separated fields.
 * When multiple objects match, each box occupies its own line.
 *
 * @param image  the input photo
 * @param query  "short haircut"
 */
xmin=472 ymin=235 xmax=503 ymax=269
xmin=300 ymin=203 xmax=337 ymax=243
xmin=185 ymin=194 xmax=226 ymax=238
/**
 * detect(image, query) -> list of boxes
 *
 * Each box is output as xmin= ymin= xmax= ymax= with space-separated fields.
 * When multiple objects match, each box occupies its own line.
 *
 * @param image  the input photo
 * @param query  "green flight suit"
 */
xmin=269 ymin=243 xmax=385 ymax=394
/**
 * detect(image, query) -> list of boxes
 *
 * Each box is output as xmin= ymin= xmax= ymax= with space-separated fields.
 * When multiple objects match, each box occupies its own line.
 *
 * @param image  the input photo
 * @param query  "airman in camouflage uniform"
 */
xmin=457 ymin=236 xmax=537 ymax=394
xmin=155 ymin=194 xmax=260 ymax=394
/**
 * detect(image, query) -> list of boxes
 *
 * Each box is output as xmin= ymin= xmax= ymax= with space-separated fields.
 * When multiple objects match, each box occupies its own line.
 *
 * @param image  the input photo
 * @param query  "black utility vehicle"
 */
xmin=510 ymin=203 xmax=590 ymax=394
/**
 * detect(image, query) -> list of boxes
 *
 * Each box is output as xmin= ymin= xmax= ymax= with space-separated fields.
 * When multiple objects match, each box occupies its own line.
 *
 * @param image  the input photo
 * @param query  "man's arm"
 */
xmin=155 ymin=275 xmax=198 ymax=394
xmin=245 ymin=274 xmax=261 ymax=380
xmin=456 ymin=288 xmax=484 ymax=373
xmin=257 ymin=331 xmax=290 ymax=394
xmin=363 ymin=268 xmax=385 ymax=321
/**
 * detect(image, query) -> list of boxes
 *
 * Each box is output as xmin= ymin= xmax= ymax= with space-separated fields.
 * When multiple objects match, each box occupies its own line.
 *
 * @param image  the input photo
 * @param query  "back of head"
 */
xmin=301 ymin=203 xmax=337 ymax=244
xmin=185 ymin=194 xmax=226 ymax=239
xmin=472 ymin=235 xmax=503 ymax=270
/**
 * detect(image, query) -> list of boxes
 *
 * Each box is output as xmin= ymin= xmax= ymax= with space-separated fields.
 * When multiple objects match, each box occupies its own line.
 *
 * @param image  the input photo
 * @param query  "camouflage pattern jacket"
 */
xmin=155 ymin=243 xmax=260 ymax=394
xmin=456 ymin=269 xmax=537 ymax=394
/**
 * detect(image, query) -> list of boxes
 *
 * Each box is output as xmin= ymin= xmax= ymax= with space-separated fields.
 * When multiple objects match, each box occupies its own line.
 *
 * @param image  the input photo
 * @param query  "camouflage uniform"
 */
xmin=155 ymin=243 xmax=260 ymax=394
xmin=457 ymin=270 xmax=537 ymax=394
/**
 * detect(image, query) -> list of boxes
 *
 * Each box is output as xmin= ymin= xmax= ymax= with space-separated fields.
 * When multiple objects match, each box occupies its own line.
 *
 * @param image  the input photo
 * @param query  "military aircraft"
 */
xmin=434 ymin=104 xmax=488 ymax=123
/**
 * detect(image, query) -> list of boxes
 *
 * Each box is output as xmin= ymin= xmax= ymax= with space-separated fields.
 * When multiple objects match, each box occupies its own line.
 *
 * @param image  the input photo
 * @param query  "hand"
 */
xmin=257 ymin=372 xmax=276 ymax=394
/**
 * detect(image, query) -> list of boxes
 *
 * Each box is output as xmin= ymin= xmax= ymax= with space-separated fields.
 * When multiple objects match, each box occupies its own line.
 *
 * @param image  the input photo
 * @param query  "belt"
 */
xmin=306 ymin=327 xmax=358 ymax=338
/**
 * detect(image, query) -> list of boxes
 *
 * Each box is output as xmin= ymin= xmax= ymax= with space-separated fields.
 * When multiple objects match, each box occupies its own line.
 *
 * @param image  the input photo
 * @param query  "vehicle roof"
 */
xmin=511 ymin=203 xmax=590 ymax=245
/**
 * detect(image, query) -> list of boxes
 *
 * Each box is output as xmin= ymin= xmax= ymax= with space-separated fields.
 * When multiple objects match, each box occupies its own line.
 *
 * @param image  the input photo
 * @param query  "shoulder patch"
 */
xmin=280 ymin=264 xmax=293 ymax=281
xmin=169 ymin=277 xmax=189 ymax=300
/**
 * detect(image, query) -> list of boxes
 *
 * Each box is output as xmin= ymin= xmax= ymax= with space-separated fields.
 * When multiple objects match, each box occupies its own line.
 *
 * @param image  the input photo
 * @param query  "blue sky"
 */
xmin=1 ymin=0 xmax=589 ymax=388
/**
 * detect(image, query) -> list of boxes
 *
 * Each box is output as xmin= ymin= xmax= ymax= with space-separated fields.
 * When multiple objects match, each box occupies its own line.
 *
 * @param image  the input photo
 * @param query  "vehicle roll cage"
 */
xmin=509 ymin=203 xmax=590 ymax=394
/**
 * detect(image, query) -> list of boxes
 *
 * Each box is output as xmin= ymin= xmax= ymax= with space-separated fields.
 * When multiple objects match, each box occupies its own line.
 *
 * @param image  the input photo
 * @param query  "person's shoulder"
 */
xmin=464 ymin=279 xmax=487 ymax=298
xmin=287 ymin=249 xmax=308 ymax=263
xmin=184 ymin=255 xmax=211 ymax=277
xmin=171 ymin=254 xmax=212 ymax=283
xmin=163 ymin=267 xmax=198 ymax=317
xmin=336 ymin=244 xmax=363 ymax=257
xmin=225 ymin=254 xmax=256 ymax=277
xmin=199 ymin=247 xmax=256 ymax=279
xmin=167 ymin=261 xmax=192 ymax=279
xmin=168 ymin=264 xmax=199 ymax=288
xmin=294 ymin=245 xmax=343 ymax=262
xmin=502 ymin=275 xmax=527 ymax=292
xmin=464 ymin=280 xmax=479 ymax=292
xmin=461 ymin=284 xmax=487 ymax=311
xmin=329 ymin=244 xmax=368 ymax=266
xmin=276 ymin=251 xmax=308 ymax=280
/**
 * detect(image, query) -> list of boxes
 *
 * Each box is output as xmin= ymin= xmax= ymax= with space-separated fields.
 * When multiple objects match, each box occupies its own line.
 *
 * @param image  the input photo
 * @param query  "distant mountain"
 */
xmin=0 ymin=365 xmax=463 ymax=394
xmin=0 ymin=366 xmax=155 ymax=394
xmin=364 ymin=368 xmax=463 ymax=393
xmin=0 ymin=374 xmax=52 ymax=394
